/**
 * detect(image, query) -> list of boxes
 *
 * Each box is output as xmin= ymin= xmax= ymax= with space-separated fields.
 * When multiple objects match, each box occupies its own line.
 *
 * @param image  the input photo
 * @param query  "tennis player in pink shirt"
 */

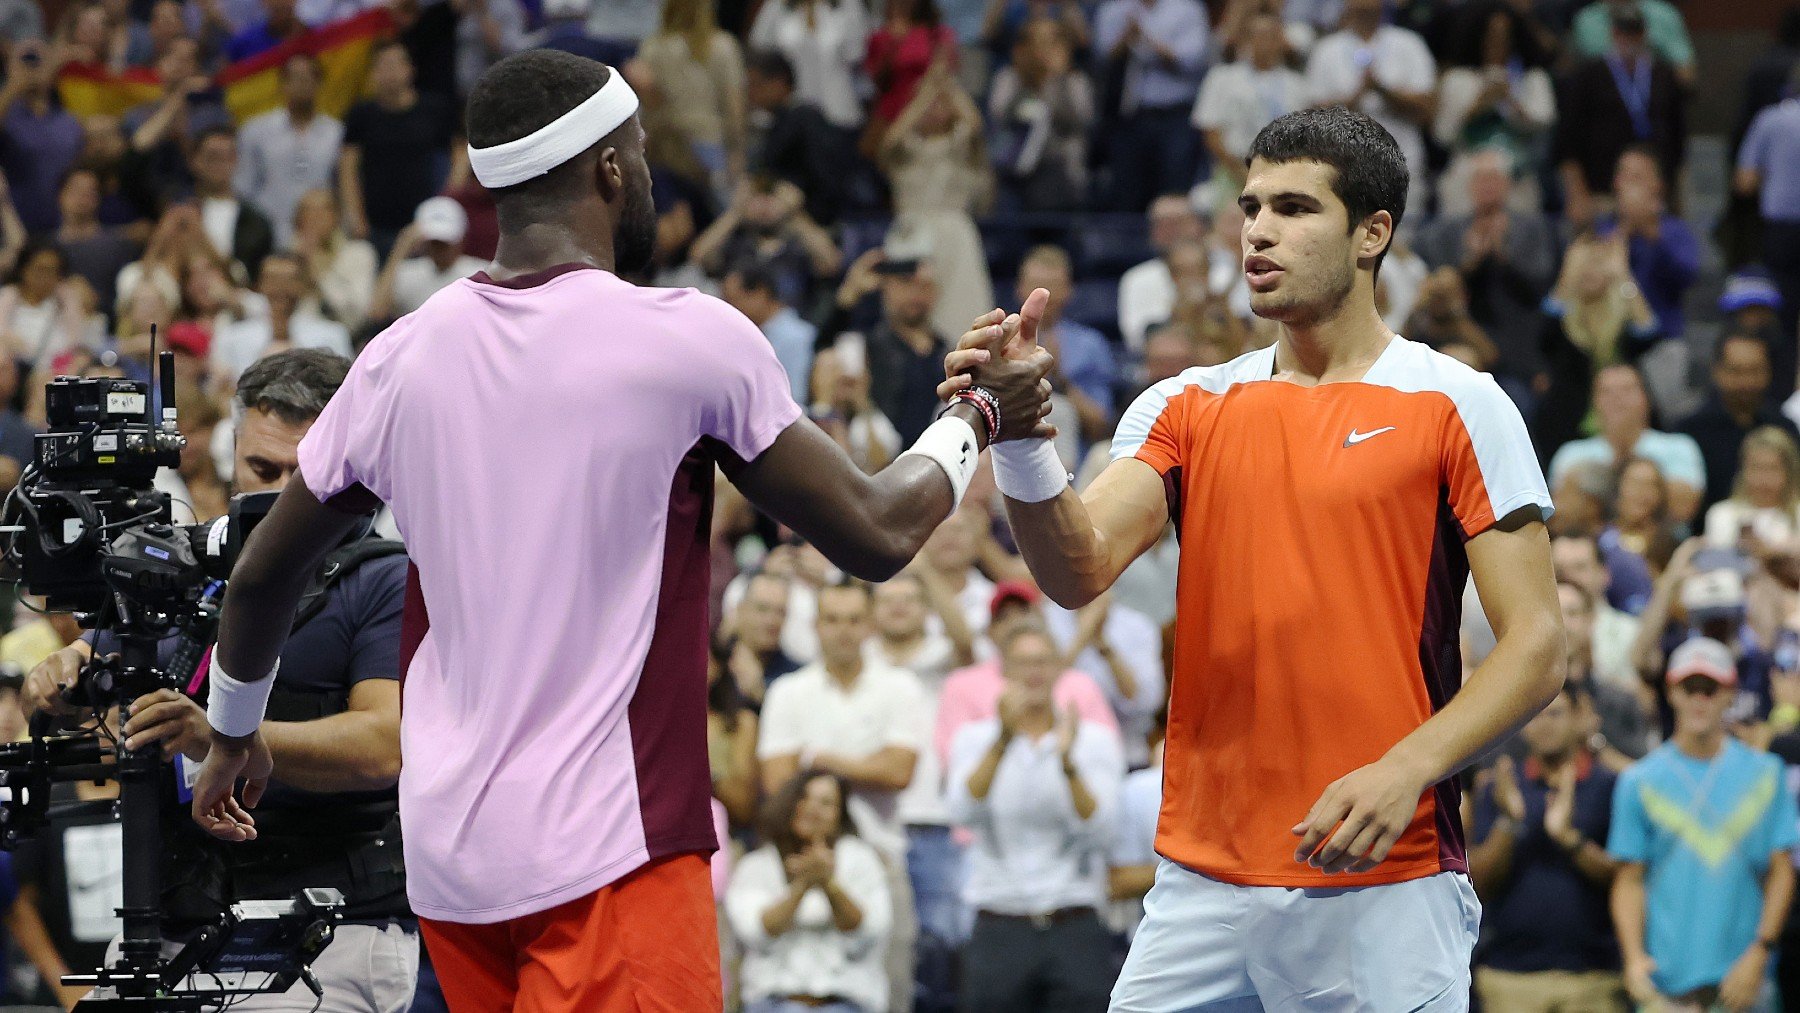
xmin=187 ymin=50 xmax=1060 ymax=1012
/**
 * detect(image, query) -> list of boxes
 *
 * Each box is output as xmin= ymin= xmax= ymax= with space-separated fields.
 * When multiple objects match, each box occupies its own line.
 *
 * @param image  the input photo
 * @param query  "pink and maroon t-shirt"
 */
xmin=297 ymin=264 xmax=802 ymax=923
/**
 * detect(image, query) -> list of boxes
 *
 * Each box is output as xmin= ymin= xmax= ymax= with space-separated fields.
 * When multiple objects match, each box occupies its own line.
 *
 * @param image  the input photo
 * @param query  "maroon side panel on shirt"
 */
xmin=398 ymin=562 xmax=429 ymax=719
xmin=627 ymin=441 xmax=722 ymax=861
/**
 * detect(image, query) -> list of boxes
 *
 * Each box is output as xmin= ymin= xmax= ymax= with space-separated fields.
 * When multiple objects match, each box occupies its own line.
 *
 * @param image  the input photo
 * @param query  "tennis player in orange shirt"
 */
xmin=943 ymin=107 xmax=1566 ymax=1011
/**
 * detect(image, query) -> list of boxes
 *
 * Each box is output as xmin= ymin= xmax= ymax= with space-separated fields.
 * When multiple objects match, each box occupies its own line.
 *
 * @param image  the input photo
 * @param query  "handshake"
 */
xmin=936 ymin=287 xmax=1060 ymax=447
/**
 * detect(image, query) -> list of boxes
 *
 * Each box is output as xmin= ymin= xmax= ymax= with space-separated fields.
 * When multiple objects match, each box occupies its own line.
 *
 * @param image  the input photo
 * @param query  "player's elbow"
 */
xmin=1524 ymin=613 xmax=1568 ymax=710
xmin=834 ymin=537 xmax=913 ymax=583
xmin=1040 ymin=581 xmax=1092 ymax=611
xmin=350 ymin=745 xmax=402 ymax=789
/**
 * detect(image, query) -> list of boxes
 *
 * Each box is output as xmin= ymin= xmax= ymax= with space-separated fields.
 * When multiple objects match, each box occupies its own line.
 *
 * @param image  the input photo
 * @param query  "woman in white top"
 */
xmin=0 ymin=242 xmax=99 ymax=373
xmin=749 ymin=0 xmax=869 ymax=132
xmin=291 ymin=188 xmax=379 ymax=332
xmin=725 ymin=770 xmax=893 ymax=1013
xmin=879 ymin=67 xmax=996 ymax=345
xmin=1433 ymin=2 xmax=1556 ymax=217
xmin=1705 ymin=426 xmax=1800 ymax=553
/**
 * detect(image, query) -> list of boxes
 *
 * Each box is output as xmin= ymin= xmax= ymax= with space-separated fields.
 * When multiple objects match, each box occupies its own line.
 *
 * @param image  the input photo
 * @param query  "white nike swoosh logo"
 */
xmin=1344 ymin=426 xmax=1397 ymax=447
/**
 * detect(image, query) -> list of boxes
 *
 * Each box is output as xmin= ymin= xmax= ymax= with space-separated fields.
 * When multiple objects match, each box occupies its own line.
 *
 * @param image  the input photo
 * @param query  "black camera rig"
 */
xmin=0 ymin=333 xmax=341 ymax=1010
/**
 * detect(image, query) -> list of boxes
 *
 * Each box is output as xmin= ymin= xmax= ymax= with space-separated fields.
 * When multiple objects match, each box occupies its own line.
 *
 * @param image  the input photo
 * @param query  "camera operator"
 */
xmin=18 ymin=348 xmax=416 ymax=1012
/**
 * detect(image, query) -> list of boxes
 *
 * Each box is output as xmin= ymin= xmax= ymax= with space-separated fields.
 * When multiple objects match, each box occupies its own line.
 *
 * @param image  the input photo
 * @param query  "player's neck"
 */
xmin=1014 ymin=705 xmax=1054 ymax=737
xmin=824 ymin=656 xmax=864 ymax=688
xmin=1673 ymin=728 xmax=1726 ymax=760
xmin=491 ymin=217 xmax=616 ymax=279
xmin=1274 ymin=291 xmax=1394 ymax=385
xmin=881 ymin=629 xmax=924 ymax=656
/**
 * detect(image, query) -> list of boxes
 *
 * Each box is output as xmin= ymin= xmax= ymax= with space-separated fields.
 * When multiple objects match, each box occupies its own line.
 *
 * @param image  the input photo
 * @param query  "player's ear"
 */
xmin=1358 ymin=210 xmax=1394 ymax=266
xmin=594 ymin=147 xmax=625 ymax=202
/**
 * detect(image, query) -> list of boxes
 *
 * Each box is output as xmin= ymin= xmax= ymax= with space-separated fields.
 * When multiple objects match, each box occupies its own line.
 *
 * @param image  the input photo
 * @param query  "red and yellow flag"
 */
xmin=56 ymin=63 xmax=165 ymax=119
xmin=217 ymin=7 xmax=393 ymax=124
xmin=54 ymin=9 xmax=391 ymax=124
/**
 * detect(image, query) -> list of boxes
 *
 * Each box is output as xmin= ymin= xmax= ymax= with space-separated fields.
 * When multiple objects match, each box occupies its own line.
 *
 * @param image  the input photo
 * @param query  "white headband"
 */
xmin=467 ymin=71 xmax=640 ymax=189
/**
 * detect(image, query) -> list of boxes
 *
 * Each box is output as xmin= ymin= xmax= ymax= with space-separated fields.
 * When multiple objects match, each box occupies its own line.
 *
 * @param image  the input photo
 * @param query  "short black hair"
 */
xmin=1781 ymin=4 xmax=1800 ymax=48
xmin=1246 ymin=107 xmax=1410 ymax=276
xmin=235 ymin=348 xmax=350 ymax=425
xmin=744 ymin=49 xmax=795 ymax=89
xmin=726 ymin=260 xmax=780 ymax=298
xmin=1451 ymin=0 xmax=1549 ymax=69
xmin=465 ymin=50 xmax=618 ymax=203
xmin=9 ymin=239 xmax=66 ymax=284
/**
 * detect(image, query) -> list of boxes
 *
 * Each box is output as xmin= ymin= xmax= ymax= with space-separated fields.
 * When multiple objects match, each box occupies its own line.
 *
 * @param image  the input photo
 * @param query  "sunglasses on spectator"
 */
xmin=1673 ymin=678 xmax=1725 ymax=698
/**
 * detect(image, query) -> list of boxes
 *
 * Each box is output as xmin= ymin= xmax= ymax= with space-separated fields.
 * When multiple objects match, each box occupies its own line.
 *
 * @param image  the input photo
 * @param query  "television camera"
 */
xmin=0 ymin=334 xmax=341 ymax=1009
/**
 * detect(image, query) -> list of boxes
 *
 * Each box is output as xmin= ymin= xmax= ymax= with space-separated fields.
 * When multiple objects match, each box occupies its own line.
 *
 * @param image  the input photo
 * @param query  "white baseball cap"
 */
xmin=413 ymin=196 xmax=467 ymax=244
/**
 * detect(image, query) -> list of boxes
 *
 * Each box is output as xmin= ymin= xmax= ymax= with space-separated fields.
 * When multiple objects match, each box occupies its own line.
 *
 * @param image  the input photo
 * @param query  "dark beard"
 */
xmin=613 ymin=179 xmax=658 ymax=276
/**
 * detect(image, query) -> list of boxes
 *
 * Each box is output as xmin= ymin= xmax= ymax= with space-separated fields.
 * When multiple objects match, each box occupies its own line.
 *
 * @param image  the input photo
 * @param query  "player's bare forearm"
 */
xmin=1568 ymin=839 xmax=1618 ymax=886
xmin=1612 ymin=862 xmax=1650 ymax=961
xmin=1383 ymin=515 xmax=1564 ymax=786
xmin=726 ymin=418 xmax=961 ymax=581
xmin=1757 ymin=855 xmax=1795 ymax=945
xmin=1007 ymin=457 xmax=1167 ymax=609
xmin=734 ymin=323 xmax=1051 ymax=579
xmin=259 ymin=681 xmax=400 ymax=791
xmin=816 ymin=747 xmax=916 ymax=793
xmin=216 ymin=471 xmax=366 ymax=690
xmin=1466 ymin=819 xmax=1517 ymax=896
xmin=1108 ymin=863 xmax=1156 ymax=901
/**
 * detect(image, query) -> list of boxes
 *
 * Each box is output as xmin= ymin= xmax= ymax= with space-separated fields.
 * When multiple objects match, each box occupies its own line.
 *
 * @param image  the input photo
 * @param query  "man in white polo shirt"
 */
xmin=375 ymin=195 xmax=489 ymax=319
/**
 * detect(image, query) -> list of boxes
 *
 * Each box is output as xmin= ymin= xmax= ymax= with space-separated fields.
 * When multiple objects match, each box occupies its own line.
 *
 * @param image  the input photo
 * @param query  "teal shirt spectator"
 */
xmin=1572 ymin=0 xmax=1695 ymax=73
xmin=1607 ymin=739 xmax=1800 ymax=996
xmin=1547 ymin=429 xmax=1705 ymax=494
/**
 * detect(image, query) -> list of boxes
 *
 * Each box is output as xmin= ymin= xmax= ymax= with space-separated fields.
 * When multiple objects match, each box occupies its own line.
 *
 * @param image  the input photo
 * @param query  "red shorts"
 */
xmin=419 ymin=853 xmax=721 ymax=1012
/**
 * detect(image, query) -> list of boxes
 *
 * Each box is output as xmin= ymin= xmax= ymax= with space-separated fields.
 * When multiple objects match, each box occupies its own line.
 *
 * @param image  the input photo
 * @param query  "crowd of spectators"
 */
xmin=2 ymin=0 xmax=1800 ymax=1009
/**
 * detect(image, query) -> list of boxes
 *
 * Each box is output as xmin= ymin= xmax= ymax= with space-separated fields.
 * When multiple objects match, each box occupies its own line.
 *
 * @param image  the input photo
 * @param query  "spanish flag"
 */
xmin=217 ymin=7 xmax=394 ymax=124
xmin=56 ymin=63 xmax=165 ymax=119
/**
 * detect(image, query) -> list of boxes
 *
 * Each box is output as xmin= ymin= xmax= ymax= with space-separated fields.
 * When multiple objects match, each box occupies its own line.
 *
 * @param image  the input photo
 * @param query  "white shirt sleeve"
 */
xmin=881 ymin=669 xmax=928 ymax=752
xmin=834 ymin=837 xmax=893 ymax=952
xmin=944 ymin=722 xmax=997 ymax=828
xmin=1191 ymin=65 xmax=1229 ymax=131
xmin=1065 ymin=723 xmax=1126 ymax=841
xmin=756 ymin=678 xmax=806 ymax=760
xmin=723 ymin=846 xmax=786 ymax=951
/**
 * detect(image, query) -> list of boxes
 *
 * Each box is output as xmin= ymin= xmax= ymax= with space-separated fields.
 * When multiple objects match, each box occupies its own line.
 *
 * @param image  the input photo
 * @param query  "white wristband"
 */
xmin=898 ymin=415 xmax=980 ymax=509
xmin=206 ymin=654 xmax=277 ymax=738
xmin=992 ymin=438 xmax=1069 ymax=503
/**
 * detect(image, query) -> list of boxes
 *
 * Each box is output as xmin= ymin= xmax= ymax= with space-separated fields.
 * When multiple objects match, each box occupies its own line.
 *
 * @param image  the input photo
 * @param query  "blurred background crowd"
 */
xmin=0 ymin=0 xmax=1798 ymax=1008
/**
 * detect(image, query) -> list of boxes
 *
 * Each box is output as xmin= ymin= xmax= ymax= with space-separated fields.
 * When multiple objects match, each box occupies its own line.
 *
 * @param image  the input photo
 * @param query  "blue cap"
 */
xmin=1720 ymin=269 xmax=1783 ymax=314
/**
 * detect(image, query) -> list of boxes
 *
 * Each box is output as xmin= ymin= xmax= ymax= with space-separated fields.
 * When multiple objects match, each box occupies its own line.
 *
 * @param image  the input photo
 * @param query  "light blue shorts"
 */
xmin=1110 ymin=859 xmax=1481 ymax=1013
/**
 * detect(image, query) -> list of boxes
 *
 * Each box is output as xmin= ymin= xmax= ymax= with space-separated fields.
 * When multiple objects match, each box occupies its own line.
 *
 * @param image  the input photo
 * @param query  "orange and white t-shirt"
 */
xmin=1111 ymin=337 xmax=1551 ymax=889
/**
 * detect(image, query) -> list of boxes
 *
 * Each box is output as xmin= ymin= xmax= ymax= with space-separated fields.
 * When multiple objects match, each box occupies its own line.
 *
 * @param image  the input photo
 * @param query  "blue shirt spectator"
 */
xmin=0 ymin=86 xmax=83 ymax=235
xmin=1016 ymin=245 xmax=1119 ymax=447
xmin=1094 ymin=0 xmax=1208 ymax=112
xmin=223 ymin=0 xmax=306 ymax=63
xmin=1598 ymin=147 xmax=1699 ymax=340
xmin=1610 ymin=735 xmax=1798 ymax=998
xmin=1547 ymin=364 xmax=1706 ymax=527
xmin=1738 ymin=95 xmax=1800 ymax=226
xmin=723 ymin=262 xmax=818 ymax=406
xmin=1550 ymin=430 xmax=1706 ymax=499
xmin=1596 ymin=210 xmax=1699 ymax=341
